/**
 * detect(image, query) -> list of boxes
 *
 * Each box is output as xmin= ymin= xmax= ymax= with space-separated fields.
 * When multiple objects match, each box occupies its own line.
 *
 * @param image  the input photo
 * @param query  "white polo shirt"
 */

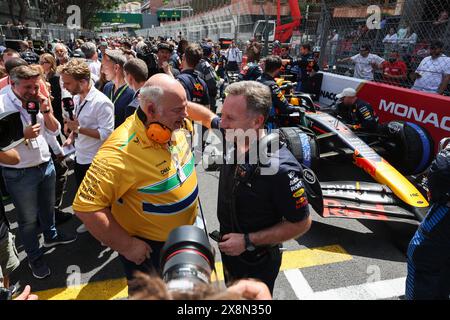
xmin=351 ymin=53 xmax=385 ymax=81
xmin=0 ymin=86 xmax=60 ymax=169
xmin=72 ymin=85 xmax=114 ymax=165
xmin=412 ymin=55 xmax=450 ymax=93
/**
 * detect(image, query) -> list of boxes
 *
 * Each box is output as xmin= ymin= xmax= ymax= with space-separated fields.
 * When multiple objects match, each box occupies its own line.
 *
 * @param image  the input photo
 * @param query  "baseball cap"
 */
xmin=201 ymin=43 xmax=212 ymax=56
xmin=336 ymin=88 xmax=357 ymax=99
xmin=157 ymin=42 xmax=173 ymax=53
xmin=105 ymin=49 xmax=127 ymax=67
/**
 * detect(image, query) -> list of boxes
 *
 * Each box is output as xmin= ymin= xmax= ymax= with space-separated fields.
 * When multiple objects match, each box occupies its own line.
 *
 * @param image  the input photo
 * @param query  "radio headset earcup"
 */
xmin=146 ymin=122 xmax=172 ymax=144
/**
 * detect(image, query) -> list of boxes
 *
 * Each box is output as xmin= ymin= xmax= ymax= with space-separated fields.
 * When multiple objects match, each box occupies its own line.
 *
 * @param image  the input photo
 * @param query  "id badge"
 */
xmin=30 ymin=138 xmax=39 ymax=149
xmin=177 ymin=164 xmax=187 ymax=183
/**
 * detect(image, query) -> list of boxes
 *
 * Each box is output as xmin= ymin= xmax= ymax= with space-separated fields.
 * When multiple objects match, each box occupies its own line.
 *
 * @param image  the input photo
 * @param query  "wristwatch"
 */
xmin=244 ymin=233 xmax=256 ymax=252
xmin=74 ymin=126 xmax=81 ymax=134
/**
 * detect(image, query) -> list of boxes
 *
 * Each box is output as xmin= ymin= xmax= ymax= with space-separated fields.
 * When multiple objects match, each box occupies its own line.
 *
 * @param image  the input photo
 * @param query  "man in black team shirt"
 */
xmin=176 ymin=43 xmax=210 ymax=108
xmin=332 ymin=87 xmax=378 ymax=132
xmin=186 ymin=81 xmax=312 ymax=293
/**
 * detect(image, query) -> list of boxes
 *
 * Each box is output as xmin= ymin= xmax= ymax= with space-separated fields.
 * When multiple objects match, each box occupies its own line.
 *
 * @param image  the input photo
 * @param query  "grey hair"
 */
xmin=53 ymin=43 xmax=67 ymax=54
xmin=224 ymin=81 xmax=272 ymax=119
xmin=139 ymin=84 xmax=164 ymax=110
xmin=80 ymin=42 xmax=97 ymax=59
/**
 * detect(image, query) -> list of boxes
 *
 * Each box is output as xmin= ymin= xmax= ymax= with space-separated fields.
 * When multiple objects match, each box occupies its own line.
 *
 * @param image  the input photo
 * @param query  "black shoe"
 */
xmin=28 ymin=256 xmax=51 ymax=279
xmin=55 ymin=209 xmax=73 ymax=225
xmin=44 ymin=232 xmax=77 ymax=248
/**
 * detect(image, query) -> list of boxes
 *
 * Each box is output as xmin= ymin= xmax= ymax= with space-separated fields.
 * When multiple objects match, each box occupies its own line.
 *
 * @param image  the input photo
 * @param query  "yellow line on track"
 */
xmin=35 ymin=245 xmax=352 ymax=300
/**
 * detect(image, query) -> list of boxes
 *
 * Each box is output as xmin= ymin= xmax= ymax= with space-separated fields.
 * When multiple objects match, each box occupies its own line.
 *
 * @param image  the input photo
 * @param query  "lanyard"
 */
xmin=76 ymin=100 xmax=88 ymax=118
xmin=110 ymin=84 xmax=128 ymax=105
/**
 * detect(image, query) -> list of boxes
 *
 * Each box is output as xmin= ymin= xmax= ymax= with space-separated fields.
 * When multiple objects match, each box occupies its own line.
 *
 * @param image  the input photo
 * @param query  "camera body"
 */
xmin=0 ymin=111 xmax=24 ymax=151
xmin=160 ymin=225 xmax=215 ymax=293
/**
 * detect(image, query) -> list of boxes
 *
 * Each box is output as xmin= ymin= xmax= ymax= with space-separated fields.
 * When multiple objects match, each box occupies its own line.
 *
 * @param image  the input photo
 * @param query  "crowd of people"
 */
xmin=0 ymin=32 xmax=448 ymax=301
xmin=322 ymin=14 xmax=450 ymax=95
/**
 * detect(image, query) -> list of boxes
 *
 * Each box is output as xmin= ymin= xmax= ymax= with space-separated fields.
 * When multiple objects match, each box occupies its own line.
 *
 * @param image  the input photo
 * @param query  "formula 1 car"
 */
xmin=273 ymin=84 xmax=434 ymax=223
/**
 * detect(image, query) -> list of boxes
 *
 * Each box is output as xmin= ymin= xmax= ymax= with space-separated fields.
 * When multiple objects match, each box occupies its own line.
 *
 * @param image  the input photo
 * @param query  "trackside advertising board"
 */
xmin=318 ymin=72 xmax=450 ymax=153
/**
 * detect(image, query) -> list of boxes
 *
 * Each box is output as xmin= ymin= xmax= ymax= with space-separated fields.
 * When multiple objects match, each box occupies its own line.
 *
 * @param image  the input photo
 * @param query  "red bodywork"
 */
xmin=275 ymin=0 xmax=302 ymax=43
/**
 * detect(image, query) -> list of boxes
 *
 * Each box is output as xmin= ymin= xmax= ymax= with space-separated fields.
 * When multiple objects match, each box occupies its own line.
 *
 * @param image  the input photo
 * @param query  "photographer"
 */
xmin=0 ymin=66 xmax=77 ymax=279
xmin=187 ymin=81 xmax=312 ymax=293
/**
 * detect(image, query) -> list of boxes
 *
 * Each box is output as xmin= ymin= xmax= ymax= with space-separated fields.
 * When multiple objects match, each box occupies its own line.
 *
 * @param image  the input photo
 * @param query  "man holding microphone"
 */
xmin=0 ymin=66 xmax=77 ymax=279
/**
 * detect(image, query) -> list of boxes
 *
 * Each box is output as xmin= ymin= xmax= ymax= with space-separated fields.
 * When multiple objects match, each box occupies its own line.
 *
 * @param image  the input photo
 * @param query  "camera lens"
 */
xmin=160 ymin=226 xmax=215 ymax=292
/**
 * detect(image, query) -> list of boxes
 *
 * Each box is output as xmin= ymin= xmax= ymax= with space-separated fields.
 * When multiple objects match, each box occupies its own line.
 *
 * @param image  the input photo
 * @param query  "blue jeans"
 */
xmin=2 ymin=161 xmax=57 ymax=262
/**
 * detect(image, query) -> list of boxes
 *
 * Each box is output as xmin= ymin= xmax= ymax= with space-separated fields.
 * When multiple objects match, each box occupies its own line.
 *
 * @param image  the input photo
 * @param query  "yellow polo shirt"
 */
xmin=72 ymin=113 xmax=198 ymax=242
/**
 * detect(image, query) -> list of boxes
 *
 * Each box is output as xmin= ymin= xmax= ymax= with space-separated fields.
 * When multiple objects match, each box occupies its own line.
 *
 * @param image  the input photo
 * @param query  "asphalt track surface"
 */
xmin=4 ymin=105 xmax=419 ymax=300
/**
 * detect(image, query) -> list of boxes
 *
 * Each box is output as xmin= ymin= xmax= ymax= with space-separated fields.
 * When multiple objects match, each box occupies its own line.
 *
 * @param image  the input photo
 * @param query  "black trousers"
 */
xmin=74 ymin=162 xmax=91 ymax=188
xmin=226 ymin=61 xmax=239 ymax=72
xmin=118 ymin=238 xmax=165 ymax=297
xmin=221 ymin=247 xmax=282 ymax=294
xmin=51 ymin=151 xmax=69 ymax=210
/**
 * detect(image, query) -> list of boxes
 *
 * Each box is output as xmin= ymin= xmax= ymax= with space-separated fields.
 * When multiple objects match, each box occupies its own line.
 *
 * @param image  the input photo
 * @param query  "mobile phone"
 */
xmin=209 ymin=230 xmax=222 ymax=242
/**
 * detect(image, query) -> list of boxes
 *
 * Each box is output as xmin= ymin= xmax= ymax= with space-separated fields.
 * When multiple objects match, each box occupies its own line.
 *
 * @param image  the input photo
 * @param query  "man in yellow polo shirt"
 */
xmin=73 ymin=74 xmax=198 ymax=283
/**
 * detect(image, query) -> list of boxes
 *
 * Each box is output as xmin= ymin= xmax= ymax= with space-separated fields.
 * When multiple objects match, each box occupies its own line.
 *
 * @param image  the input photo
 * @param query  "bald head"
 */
xmin=139 ymin=73 xmax=188 ymax=131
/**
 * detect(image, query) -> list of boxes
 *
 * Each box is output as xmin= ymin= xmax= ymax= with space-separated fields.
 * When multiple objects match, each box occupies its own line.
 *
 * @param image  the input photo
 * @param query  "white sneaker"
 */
xmin=76 ymin=224 xmax=88 ymax=234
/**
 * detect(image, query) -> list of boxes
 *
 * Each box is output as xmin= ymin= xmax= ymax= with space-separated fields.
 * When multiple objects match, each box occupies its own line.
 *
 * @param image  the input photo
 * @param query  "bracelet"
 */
xmin=42 ymin=108 xmax=51 ymax=114
xmin=74 ymin=126 xmax=81 ymax=134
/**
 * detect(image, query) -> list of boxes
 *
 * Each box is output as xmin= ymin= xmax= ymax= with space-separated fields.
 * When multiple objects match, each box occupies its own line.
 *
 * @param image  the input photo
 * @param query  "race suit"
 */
xmin=406 ymin=144 xmax=450 ymax=300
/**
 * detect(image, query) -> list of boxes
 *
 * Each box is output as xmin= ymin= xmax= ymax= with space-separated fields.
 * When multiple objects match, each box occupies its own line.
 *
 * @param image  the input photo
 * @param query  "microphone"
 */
xmin=25 ymin=100 xmax=40 ymax=125
xmin=62 ymin=97 xmax=75 ymax=120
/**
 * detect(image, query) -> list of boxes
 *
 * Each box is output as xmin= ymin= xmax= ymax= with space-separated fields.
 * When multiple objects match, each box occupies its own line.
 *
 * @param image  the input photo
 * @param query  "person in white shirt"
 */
xmin=80 ymin=42 xmax=101 ymax=83
xmin=338 ymin=44 xmax=385 ymax=81
xmin=412 ymin=41 xmax=450 ymax=95
xmin=383 ymin=27 xmax=399 ymax=44
xmin=328 ymin=29 xmax=339 ymax=67
xmin=225 ymin=41 xmax=242 ymax=72
xmin=0 ymin=66 xmax=77 ymax=279
xmin=59 ymin=59 xmax=114 ymax=188
xmin=382 ymin=27 xmax=398 ymax=57
xmin=398 ymin=26 xmax=417 ymax=56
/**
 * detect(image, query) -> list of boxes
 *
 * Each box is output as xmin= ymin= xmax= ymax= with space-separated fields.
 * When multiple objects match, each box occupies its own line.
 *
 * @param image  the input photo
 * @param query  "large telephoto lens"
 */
xmin=160 ymin=226 xmax=215 ymax=292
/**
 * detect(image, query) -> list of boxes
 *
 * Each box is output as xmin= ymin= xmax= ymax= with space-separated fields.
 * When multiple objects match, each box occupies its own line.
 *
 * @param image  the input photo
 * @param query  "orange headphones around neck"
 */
xmin=137 ymin=107 xmax=173 ymax=144
xmin=146 ymin=122 xmax=172 ymax=144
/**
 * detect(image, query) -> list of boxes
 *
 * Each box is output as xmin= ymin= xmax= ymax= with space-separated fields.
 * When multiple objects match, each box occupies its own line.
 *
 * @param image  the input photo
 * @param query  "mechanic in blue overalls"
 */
xmin=238 ymin=42 xmax=263 ymax=82
xmin=257 ymin=55 xmax=306 ymax=131
xmin=406 ymin=141 xmax=450 ymax=300
xmin=332 ymin=87 xmax=379 ymax=132
xmin=285 ymin=44 xmax=319 ymax=93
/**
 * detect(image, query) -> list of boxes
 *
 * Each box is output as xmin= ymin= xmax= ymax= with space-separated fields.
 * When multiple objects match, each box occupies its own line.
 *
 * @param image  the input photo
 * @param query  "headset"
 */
xmin=137 ymin=107 xmax=193 ymax=145
xmin=136 ymin=107 xmax=174 ymax=144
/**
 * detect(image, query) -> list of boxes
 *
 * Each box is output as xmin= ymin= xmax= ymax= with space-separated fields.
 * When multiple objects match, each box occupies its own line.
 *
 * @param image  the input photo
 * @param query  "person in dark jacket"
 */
xmin=332 ymin=87 xmax=378 ymax=132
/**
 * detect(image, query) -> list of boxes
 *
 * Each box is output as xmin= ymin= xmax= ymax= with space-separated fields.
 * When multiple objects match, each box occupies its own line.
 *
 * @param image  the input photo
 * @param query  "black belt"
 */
xmin=4 ymin=161 xmax=50 ymax=171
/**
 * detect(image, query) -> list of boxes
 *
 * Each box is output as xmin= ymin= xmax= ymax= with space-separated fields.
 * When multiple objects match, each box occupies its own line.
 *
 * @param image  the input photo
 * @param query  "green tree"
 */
xmin=38 ymin=0 xmax=121 ymax=28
